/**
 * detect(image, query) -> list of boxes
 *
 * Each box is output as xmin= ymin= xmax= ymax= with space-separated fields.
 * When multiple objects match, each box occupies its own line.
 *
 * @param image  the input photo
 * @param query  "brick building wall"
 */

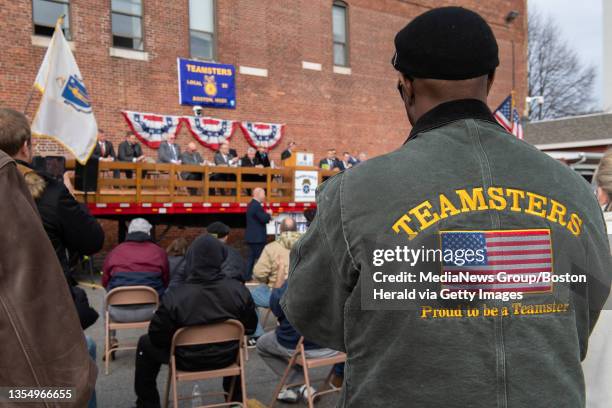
xmin=1 ymin=0 xmax=527 ymax=163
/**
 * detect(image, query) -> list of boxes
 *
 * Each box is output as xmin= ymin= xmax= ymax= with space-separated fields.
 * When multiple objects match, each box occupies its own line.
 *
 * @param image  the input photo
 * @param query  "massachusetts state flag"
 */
xmin=441 ymin=229 xmax=553 ymax=293
xmin=31 ymin=18 xmax=97 ymax=164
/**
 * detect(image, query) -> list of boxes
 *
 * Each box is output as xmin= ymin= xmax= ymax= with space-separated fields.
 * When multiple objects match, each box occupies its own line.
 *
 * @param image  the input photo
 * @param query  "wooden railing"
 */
xmin=73 ymin=161 xmax=339 ymax=204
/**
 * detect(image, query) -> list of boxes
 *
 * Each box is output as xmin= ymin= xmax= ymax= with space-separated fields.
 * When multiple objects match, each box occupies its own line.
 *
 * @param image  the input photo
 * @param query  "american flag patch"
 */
xmin=440 ymin=229 xmax=553 ymax=293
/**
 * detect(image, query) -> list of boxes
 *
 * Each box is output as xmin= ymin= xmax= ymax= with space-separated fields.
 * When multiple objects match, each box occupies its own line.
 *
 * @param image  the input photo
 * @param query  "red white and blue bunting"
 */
xmin=121 ymin=111 xmax=285 ymax=150
xmin=121 ymin=111 xmax=183 ymax=149
xmin=183 ymin=116 xmax=236 ymax=150
xmin=239 ymin=121 xmax=285 ymax=149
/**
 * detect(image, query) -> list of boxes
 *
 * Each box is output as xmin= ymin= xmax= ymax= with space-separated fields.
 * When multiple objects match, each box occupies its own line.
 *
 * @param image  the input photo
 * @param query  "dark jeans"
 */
xmin=246 ymin=243 xmax=266 ymax=281
xmin=134 ymin=334 xmax=242 ymax=408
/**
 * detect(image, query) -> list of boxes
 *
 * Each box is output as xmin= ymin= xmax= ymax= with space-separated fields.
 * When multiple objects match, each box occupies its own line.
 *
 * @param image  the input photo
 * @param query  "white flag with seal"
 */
xmin=31 ymin=19 xmax=97 ymax=164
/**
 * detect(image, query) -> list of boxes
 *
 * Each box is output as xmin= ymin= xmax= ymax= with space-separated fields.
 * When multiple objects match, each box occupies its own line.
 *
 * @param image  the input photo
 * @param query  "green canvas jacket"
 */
xmin=282 ymin=99 xmax=612 ymax=408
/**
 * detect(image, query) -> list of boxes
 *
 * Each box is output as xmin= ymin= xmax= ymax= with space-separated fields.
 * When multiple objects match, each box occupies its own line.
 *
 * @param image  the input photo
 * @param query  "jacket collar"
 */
xmin=15 ymin=159 xmax=33 ymax=169
xmin=405 ymin=99 xmax=501 ymax=143
xmin=125 ymin=231 xmax=152 ymax=242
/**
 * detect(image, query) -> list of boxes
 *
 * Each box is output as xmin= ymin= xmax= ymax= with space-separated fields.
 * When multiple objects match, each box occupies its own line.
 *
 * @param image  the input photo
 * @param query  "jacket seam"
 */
xmin=469 ymin=119 xmax=508 ymax=408
xmin=339 ymin=172 xmax=359 ymax=271
xmin=472 ymin=120 xmax=500 ymax=229
xmin=0 ymin=292 xmax=48 ymax=407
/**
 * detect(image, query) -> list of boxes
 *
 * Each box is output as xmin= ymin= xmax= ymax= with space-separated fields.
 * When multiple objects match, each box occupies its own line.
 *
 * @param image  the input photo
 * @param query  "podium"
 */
xmin=282 ymin=151 xmax=314 ymax=168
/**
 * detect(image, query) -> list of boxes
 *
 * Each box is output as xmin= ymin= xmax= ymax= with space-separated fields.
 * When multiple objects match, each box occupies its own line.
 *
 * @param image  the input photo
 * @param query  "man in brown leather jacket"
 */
xmin=0 ymin=123 xmax=96 ymax=405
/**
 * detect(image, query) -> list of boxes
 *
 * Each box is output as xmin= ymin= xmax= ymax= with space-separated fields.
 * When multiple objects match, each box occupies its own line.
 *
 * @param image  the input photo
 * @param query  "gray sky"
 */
xmin=528 ymin=0 xmax=603 ymax=108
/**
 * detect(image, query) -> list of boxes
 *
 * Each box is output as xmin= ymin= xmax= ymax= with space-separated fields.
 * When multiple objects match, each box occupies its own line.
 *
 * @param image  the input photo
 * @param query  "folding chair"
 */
xmin=163 ymin=320 xmax=248 ymax=408
xmin=104 ymin=286 xmax=159 ymax=375
xmin=269 ymin=337 xmax=346 ymax=408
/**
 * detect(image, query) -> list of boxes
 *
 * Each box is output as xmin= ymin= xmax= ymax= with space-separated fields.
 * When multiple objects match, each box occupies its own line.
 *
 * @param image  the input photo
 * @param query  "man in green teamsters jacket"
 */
xmin=282 ymin=6 xmax=612 ymax=408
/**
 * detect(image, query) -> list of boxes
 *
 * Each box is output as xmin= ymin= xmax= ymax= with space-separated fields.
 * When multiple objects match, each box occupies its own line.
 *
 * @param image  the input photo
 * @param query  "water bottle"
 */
xmin=191 ymin=384 xmax=202 ymax=407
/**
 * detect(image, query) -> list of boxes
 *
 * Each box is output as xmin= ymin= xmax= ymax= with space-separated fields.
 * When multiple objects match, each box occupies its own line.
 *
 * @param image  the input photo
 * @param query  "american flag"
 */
xmin=512 ymin=108 xmax=524 ymax=139
xmin=493 ymin=95 xmax=513 ymax=132
xmin=440 ymin=229 xmax=553 ymax=293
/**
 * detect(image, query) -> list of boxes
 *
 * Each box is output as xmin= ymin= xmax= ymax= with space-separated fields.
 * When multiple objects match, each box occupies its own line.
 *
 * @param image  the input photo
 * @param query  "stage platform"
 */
xmin=68 ymin=161 xmax=333 ymax=217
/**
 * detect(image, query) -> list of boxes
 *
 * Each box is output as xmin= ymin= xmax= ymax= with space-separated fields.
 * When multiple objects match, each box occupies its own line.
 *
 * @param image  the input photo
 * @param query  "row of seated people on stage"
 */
xmin=93 ymin=131 xmax=369 ymax=174
xmin=93 ymin=130 xmax=273 ymax=172
xmin=101 ymin=214 xmax=344 ymax=406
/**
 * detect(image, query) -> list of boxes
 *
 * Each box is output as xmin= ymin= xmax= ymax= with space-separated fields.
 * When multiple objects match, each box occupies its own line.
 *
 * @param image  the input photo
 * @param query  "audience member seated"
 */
xmin=118 ymin=132 xmax=146 ymax=179
xmin=102 ymin=218 xmax=168 ymax=328
xmin=157 ymin=134 xmax=181 ymax=164
xmin=166 ymin=237 xmax=189 ymax=289
xmin=318 ymin=149 xmax=342 ymax=170
xmin=255 ymin=146 xmax=271 ymax=167
xmin=280 ymin=141 xmax=296 ymax=161
xmin=251 ymin=218 xmax=300 ymax=339
xmin=256 ymin=277 xmax=339 ymax=403
xmin=206 ymin=221 xmax=246 ymax=282
xmin=133 ymin=235 xmax=258 ymax=408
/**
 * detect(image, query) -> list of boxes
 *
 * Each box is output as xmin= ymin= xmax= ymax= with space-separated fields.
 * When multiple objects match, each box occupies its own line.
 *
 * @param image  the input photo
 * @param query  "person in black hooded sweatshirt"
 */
xmin=133 ymin=235 xmax=258 ymax=408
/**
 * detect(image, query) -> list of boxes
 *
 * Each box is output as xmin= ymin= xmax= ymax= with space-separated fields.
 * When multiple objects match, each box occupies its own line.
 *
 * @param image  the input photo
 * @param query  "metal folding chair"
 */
xmin=104 ymin=285 xmax=158 ymax=375
xmin=163 ymin=320 xmax=248 ymax=408
xmin=269 ymin=337 xmax=346 ymax=408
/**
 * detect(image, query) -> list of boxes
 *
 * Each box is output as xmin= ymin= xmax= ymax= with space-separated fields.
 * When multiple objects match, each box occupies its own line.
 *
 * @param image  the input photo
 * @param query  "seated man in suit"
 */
xmin=318 ymin=149 xmax=341 ymax=170
xmin=118 ymin=132 xmax=146 ymax=178
xmin=240 ymin=147 xmax=264 ymax=195
xmin=214 ymin=142 xmax=238 ymax=167
xmin=240 ymin=147 xmax=260 ymax=168
xmin=213 ymin=142 xmax=238 ymax=195
xmin=157 ymin=134 xmax=181 ymax=164
xmin=133 ymin=235 xmax=258 ymax=408
xmin=255 ymin=146 xmax=271 ymax=167
xmin=181 ymin=142 xmax=207 ymax=195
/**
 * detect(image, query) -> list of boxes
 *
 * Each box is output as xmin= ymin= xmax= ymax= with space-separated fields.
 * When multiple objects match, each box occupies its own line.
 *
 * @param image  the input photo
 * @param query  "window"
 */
xmin=189 ymin=0 xmax=215 ymax=60
xmin=111 ymin=0 xmax=143 ymax=50
xmin=332 ymin=1 xmax=349 ymax=66
xmin=32 ymin=0 xmax=70 ymax=39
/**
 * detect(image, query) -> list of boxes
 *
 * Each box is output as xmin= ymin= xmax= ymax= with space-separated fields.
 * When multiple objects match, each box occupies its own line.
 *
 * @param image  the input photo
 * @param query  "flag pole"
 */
xmin=22 ymin=90 xmax=35 ymax=115
xmin=24 ymin=15 xmax=65 ymax=115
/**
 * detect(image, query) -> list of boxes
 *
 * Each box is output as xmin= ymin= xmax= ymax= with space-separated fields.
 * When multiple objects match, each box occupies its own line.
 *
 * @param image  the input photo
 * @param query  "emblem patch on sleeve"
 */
xmin=440 ymin=229 xmax=553 ymax=293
